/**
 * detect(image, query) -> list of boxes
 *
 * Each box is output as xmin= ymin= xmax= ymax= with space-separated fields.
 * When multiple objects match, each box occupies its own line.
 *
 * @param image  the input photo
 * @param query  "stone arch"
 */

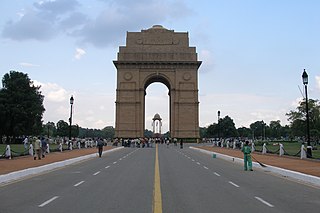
xmin=114 ymin=25 xmax=201 ymax=139
xmin=143 ymin=73 xmax=171 ymax=92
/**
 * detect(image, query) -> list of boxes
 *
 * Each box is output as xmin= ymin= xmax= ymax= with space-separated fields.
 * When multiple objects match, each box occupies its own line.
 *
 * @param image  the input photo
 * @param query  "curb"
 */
xmin=0 ymin=147 xmax=124 ymax=185
xmin=190 ymin=146 xmax=320 ymax=187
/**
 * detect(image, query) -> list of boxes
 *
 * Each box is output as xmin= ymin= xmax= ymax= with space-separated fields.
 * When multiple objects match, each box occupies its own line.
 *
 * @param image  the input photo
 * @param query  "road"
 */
xmin=0 ymin=144 xmax=319 ymax=213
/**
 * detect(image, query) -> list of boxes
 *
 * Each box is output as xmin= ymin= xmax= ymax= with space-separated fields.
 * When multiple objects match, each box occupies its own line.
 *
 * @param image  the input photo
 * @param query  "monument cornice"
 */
xmin=113 ymin=61 xmax=201 ymax=69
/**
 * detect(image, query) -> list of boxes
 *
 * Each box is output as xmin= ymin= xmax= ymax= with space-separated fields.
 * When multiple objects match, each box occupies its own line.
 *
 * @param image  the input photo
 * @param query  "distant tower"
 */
xmin=152 ymin=113 xmax=162 ymax=137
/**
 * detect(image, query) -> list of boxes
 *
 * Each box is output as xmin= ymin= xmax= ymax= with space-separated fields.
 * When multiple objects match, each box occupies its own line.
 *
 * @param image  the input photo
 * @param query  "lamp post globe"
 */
xmin=302 ymin=69 xmax=312 ymax=158
xmin=302 ymin=69 xmax=308 ymax=85
xmin=70 ymin=96 xmax=74 ymax=105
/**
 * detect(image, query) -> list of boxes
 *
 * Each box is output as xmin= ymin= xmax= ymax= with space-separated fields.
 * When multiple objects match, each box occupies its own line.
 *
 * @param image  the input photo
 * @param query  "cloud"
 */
xmin=199 ymin=50 xmax=214 ymax=73
xmin=316 ymin=76 xmax=320 ymax=91
xmin=34 ymin=81 xmax=68 ymax=102
xmin=59 ymin=12 xmax=87 ymax=31
xmin=2 ymin=0 xmax=80 ymax=41
xmin=19 ymin=62 xmax=40 ymax=67
xmin=75 ymin=0 xmax=194 ymax=47
xmin=33 ymin=0 xmax=80 ymax=14
xmin=1 ymin=0 xmax=194 ymax=47
xmin=2 ymin=9 xmax=57 ymax=41
xmin=74 ymin=48 xmax=86 ymax=59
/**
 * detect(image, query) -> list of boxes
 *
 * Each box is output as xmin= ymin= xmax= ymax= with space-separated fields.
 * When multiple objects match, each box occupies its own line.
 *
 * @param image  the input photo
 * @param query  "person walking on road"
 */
xmin=97 ymin=138 xmax=104 ymax=157
xmin=241 ymin=141 xmax=253 ymax=171
xmin=180 ymin=139 xmax=183 ymax=149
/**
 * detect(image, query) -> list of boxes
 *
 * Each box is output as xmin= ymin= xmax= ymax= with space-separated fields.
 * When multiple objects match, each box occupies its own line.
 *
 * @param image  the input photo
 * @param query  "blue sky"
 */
xmin=0 ymin=0 xmax=319 ymax=132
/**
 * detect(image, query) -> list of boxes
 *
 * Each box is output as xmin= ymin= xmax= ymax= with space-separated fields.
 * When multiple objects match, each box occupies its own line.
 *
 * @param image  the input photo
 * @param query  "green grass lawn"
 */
xmin=0 ymin=143 xmax=69 ymax=157
xmin=254 ymin=141 xmax=320 ymax=159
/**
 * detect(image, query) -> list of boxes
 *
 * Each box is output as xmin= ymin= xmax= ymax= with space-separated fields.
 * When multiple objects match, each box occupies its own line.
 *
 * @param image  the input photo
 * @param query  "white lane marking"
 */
xmin=228 ymin=181 xmax=240 ymax=188
xmin=192 ymin=159 xmax=195 ymax=162
xmin=105 ymin=166 xmax=110 ymax=169
xmin=188 ymin=157 xmax=191 ymax=159
xmin=196 ymin=162 xmax=201 ymax=165
xmin=214 ymin=172 xmax=221 ymax=177
xmin=119 ymin=158 xmax=122 ymax=161
xmin=93 ymin=171 xmax=101 ymax=176
xmin=74 ymin=181 xmax=85 ymax=187
xmin=38 ymin=196 xmax=59 ymax=207
xmin=203 ymin=166 xmax=209 ymax=170
xmin=113 ymin=161 xmax=117 ymax=164
xmin=255 ymin=196 xmax=274 ymax=207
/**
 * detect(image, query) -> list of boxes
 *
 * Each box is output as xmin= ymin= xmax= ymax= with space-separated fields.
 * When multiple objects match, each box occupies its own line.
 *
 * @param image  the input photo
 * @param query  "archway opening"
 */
xmin=145 ymin=82 xmax=170 ymax=138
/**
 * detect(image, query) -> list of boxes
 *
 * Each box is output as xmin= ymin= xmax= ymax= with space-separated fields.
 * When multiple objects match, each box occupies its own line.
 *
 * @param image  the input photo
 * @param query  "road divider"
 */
xmin=153 ymin=144 xmax=162 ymax=213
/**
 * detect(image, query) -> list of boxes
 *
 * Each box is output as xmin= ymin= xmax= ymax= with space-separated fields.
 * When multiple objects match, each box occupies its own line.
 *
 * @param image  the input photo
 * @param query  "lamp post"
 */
xmin=69 ymin=95 xmax=74 ymax=141
xmin=262 ymin=120 xmax=266 ymax=141
xmin=217 ymin=110 xmax=221 ymax=141
xmin=47 ymin=124 xmax=50 ymax=139
xmin=302 ymin=69 xmax=312 ymax=158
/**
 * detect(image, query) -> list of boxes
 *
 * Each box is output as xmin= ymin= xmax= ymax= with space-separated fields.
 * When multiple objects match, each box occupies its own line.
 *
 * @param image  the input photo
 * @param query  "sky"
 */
xmin=0 ymin=0 xmax=319 ymax=133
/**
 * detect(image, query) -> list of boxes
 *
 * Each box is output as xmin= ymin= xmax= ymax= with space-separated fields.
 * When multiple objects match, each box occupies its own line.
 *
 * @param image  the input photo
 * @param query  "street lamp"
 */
xmin=69 ymin=95 xmax=74 ymax=141
xmin=217 ymin=110 xmax=221 ymax=141
xmin=302 ymin=69 xmax=312 ymax=158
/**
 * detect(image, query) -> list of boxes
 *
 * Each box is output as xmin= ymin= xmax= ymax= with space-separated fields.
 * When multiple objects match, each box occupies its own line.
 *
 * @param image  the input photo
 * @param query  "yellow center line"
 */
xmin=153 ymin=144 xmax=163 ymax=213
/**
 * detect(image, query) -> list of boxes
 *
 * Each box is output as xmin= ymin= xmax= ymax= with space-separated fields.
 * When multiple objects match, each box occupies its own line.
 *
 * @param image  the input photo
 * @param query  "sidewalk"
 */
xmin=0 ymin=146 xmax=114 ymax=175
xmin=198 ymin=146 xmax=320 ymax=177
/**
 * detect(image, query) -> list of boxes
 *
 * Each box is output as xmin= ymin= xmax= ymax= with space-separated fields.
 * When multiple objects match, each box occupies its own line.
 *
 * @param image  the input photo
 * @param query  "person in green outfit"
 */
xmin=241 ymin=141 xmax=253 ymax=171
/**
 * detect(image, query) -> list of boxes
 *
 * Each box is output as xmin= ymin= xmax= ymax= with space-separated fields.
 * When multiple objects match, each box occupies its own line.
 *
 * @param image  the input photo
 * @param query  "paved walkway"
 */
xmin=0 ymin=146 xmax=114 ymax=175
xmin=199 ymin=145 xmax=320 ymax=177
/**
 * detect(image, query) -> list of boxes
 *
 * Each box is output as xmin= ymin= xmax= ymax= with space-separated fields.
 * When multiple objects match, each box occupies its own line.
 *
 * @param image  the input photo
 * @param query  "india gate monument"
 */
xmin=113 ymin=25 xmax=201 ymax=139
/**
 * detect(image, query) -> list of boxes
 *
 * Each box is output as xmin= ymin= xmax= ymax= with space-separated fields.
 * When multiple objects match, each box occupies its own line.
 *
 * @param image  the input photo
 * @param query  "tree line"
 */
xmin=200 ymin=100 xmax=320 ymax=144
xmin=42 ymin=120 xmax=115 ymax=139
xmin=1 ymin=71 xmax=319 ymax=144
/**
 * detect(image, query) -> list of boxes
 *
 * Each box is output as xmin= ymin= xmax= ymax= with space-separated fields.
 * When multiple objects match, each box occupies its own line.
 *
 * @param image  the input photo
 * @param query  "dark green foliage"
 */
xmin=286 ymin=99 xmax=320 ymax=142
xmin=56 ymin=120 xmax=69 ymax=137
xmin=0 ymin=71 xmax=45 ymax=142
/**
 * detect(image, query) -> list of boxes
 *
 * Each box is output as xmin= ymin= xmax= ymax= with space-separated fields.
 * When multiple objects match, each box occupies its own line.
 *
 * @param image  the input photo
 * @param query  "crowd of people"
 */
xmin=16 ymin=136 xmax=188 ymax=160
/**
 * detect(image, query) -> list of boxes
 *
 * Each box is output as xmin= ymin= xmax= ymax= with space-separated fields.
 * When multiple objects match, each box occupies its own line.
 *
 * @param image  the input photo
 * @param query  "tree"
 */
xmin=56 ymin=120 xmax=69 ymax=137
xmin=0 ymin=71 xmax=45 ymax=142
xmin=42 ymin=121 xmax=56 ymax=138
xmin=250 ymin=121 xmax=266 ymax=140
xmin=144 ymin=129 xmax=153 ymax=138
xmin=269 ymin=120 xmax=282 ymax=139
xmin=206 ymin=123 xmax=218 ymax=138
xmin=286 ymin=99 xmax=320 ymax=140
xmin=237 ymin=127 xmax=251 ymax=138
xmin=102 ymin=126 xmax=115 ymax=138
xmin=199 ymin=127 xmax=207 ymax=138
xmin=219 ymin=116 xmax=238 ymax=138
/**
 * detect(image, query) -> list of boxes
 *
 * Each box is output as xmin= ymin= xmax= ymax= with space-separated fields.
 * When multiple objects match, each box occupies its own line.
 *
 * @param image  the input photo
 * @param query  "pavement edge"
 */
xmin=0 ymin=147 xmax=124 ymax=185
xmin=189 ymin=146 xmax=320 ymax=187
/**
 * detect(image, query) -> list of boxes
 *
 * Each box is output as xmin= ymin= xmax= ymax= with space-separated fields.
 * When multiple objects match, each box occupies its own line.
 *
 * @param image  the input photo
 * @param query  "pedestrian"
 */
xmin=180 ymin=139 xmax=183 ymax=149
xmin=32 ymin=137 xmax=42 ymax=160
xmin=23 ymin=136 xmax=29 ymax=150
xmin=41 ymin=137 xmax=47 ymax=158
xmin=241 ymin=141 xmax=253 ymax=171
xmin=97 ymin=138 xmax=104 ymax=157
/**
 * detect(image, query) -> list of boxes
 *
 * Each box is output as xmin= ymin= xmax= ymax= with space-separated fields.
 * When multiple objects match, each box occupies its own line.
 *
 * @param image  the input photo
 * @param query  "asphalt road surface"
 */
xmin=0 ymin=144 xmax=320 ymax=213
